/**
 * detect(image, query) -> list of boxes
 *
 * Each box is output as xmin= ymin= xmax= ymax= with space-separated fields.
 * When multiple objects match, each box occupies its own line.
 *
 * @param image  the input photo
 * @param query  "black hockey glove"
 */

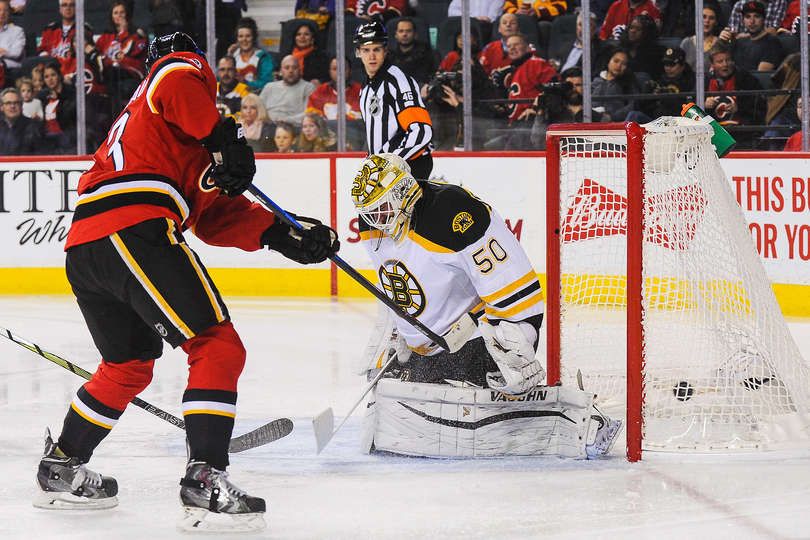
xmin=201 ymin=117 xmax=256 ymax=197
xmin=261 ymin=215 xmax=340 ymax=264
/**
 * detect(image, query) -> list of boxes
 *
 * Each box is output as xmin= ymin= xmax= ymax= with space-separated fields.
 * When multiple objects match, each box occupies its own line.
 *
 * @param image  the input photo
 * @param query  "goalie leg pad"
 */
xmin=369 ymin=379 xmax=595 ymax=458
xmin=357 ymin=305 xmax=412 ymax=381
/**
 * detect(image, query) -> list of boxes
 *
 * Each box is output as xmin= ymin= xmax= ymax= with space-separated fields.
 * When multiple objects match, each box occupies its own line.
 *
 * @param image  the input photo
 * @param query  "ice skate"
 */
xmin=34 ymin=428 xmax=118 ymax=510
xmin=586 ymin=412 xmax=623 ymax=459
xmin=178 ymin=461 xmax=266 ymax=532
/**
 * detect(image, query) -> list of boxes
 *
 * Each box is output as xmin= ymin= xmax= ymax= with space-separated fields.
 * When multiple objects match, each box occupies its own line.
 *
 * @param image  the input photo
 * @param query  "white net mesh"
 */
xmin=554 ymin=118 xmax=810 ymax=452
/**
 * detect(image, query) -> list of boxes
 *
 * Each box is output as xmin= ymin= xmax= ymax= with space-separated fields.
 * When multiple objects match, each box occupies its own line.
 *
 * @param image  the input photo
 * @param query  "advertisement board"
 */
xmin=2 ymin=152 xmax=809 ymax=311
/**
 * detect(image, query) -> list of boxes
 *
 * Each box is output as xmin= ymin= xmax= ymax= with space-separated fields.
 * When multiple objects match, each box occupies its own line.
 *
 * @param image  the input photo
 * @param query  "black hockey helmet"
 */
xmin=146 ymin=32 xmax=205 ymax=70
xmin=353 ymin=20 xmax=388 ymax=47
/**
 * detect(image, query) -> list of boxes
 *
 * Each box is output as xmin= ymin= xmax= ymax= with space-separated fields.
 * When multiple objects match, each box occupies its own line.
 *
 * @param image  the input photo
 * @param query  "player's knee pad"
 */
xmin=84 ymin=358 xmax=156 ymax=411
xmin=182 ymin=321 xmax=246 ymax=392
xmin=365 ymin=379 xmax=594 ymax=458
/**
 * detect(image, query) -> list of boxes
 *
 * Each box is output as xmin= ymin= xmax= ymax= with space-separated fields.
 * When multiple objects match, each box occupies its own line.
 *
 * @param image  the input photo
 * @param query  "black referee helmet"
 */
xmin=353 ymin=20 xmax=388 ymax=47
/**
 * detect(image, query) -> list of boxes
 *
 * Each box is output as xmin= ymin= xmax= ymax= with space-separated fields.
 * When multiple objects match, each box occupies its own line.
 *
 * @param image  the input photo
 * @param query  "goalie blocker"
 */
xmin=362 ymin=379 xmax=621 ymax=459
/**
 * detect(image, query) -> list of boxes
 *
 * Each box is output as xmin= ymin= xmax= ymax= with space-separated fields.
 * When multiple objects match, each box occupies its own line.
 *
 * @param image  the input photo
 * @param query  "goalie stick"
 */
xmin=1 ymin=326 xmax=292 ymax=453
xmin=247 ymin=185 xmax=476 ymax=353
xmin=313 ymin=350 xmax=398 ymax=454
xmin=312 ymin=311 xmax=484 ymax=453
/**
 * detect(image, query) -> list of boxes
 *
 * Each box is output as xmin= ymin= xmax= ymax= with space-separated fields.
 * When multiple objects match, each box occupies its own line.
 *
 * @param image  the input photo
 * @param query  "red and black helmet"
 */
xmin=146 ymin=32 xmax=205 ymax=70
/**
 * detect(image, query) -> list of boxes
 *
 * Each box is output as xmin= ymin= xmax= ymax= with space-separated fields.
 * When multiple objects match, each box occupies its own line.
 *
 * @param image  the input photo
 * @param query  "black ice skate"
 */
xmin=178 ymin=461 xmax=266 ymax=532
xmin=34 ymin=428 xmax=118 ymax=510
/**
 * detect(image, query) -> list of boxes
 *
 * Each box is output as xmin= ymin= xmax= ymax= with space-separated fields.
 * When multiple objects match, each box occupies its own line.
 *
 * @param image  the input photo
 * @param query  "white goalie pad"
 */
xmin=365 ymin=379 xmax=595 ymax=458
xmin=357 ymin=303 xmax=396 ymax=377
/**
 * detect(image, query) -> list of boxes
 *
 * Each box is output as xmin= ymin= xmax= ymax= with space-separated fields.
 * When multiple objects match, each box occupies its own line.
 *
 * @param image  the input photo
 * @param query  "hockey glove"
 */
xmin=480 ymin=320 xmax=545 ymax=396
xmin=201 ymin=117 xmax=256 ymax=197
xmin=261 ymin=215 xmax=340 ymax=264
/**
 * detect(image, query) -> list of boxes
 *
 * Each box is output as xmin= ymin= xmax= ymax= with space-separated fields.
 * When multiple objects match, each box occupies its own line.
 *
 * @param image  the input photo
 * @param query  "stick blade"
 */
xmin=228 ymin=418 xmax=294 ymax=453
xmin=312 ymin=408 xmax=335 ymax=454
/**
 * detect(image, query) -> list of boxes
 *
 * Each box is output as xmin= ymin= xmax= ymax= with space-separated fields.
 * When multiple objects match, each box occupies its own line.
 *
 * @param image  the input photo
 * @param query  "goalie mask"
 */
xmin=351 ymin=153 xmax=422 ymax=242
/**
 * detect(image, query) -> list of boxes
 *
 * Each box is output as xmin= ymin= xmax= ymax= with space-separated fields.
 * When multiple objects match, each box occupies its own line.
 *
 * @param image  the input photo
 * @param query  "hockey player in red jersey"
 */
xmin=35 ymin=33 xmax=339 ymax=532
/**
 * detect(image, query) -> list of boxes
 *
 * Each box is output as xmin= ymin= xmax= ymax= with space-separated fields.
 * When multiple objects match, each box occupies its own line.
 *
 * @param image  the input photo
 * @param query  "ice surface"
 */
xmin=1 ymin=296 xmax=810 ymax=539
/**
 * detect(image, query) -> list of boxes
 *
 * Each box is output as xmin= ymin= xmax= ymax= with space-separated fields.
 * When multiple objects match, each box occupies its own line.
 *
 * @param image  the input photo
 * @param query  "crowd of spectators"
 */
xmin=422 ymin=0 xmax=808 ymax=150
xmin=1 ymin=0 xmax=808 ymax=155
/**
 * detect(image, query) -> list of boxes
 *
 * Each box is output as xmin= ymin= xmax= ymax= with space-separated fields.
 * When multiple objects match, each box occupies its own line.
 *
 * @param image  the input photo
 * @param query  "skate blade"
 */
xmin=178 ymin=506 xmax=266 ymax=533
xmin=33 ymin=489 xmax=118 ymax=510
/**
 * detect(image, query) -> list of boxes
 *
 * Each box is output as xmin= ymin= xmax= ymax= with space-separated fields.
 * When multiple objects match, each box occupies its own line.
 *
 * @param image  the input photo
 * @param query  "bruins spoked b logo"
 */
xmin=378 ymin=260 xmax=425 ymax=317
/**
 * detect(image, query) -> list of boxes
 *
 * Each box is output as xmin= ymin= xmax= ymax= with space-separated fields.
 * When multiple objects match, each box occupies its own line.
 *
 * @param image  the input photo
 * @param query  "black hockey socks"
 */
xmin=58 ymin=387 xmax=123 ymax=462
xmin=182 ymin=389 xmax=237 ymax=470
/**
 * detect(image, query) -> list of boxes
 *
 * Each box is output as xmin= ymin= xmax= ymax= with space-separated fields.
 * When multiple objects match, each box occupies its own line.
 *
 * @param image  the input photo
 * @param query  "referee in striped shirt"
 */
xmin=354 ymin=20 xmax=434 ymax=179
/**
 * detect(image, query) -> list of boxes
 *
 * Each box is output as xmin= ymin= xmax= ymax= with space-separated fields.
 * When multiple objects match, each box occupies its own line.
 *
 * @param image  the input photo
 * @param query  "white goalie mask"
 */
xmin=351 ymin=153 xmax=422 ymax=242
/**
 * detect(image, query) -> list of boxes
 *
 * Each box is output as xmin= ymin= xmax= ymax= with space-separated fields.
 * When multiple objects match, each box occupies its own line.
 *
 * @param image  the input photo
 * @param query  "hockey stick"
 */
xmin=0 ymin=326 xmax=292 ymax=453
xmin=228 ymin=418 xmax=294 ymax=453
xmin=247 ymin=184 xmax=475 ymax=353
xmin=312 ymin=350 xmax=399 ymax=454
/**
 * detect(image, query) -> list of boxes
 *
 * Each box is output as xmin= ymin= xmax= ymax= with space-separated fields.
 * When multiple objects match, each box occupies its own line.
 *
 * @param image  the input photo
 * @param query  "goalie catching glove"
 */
xmin=201 ymin=117 xmax=256 ymax=197
xmin=261 ymin=215 xmax=340 ymax=264
xmin=480 ymin=320 xmax=545 ymax=396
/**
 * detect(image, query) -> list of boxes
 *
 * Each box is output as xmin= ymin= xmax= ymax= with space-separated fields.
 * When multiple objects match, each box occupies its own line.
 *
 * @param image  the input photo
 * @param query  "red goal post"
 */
xmin=545 ymin=120 xmax=810 ymax=462
xmin=546 ymin=122 xmax=645 ymax=461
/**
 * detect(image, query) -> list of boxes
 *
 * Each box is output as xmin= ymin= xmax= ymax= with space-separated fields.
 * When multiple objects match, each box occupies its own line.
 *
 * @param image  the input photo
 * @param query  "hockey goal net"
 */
xmin=545 ymin=119 xmax=810 ymax=461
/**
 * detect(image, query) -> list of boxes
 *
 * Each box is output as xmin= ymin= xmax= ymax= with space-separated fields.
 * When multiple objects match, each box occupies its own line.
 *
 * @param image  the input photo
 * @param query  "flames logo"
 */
xmin=199 ymin=165 xmax=217 ymax=192
xmin=356 ymin=0 xmax=389 ymax=16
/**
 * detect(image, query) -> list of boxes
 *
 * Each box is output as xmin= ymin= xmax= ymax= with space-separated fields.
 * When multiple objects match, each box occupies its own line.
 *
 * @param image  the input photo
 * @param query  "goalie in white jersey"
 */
xmin=352 ymin=153 xmax=622 ymax=459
